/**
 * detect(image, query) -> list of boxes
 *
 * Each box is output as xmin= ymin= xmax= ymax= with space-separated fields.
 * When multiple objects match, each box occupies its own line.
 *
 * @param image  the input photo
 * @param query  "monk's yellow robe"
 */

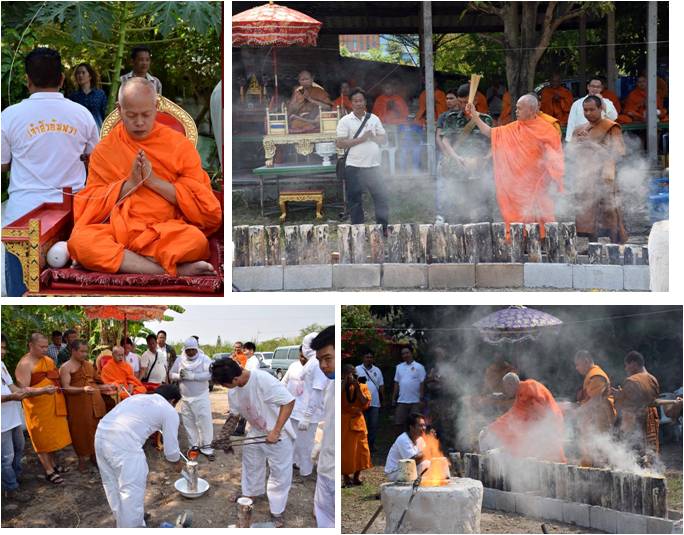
xmin=67 ymin=122 xmax=222 ymax=276
xmin=101 ymin=359 xmax=146 ymax=399
xmin=20 ymin=356 xmax=71 ymax=453
xmin=576 ymin=364 xmax=616 ymax=466
xmin=341 ymin=382 xmax=372 ymax=476
xmin=538 ymin=111 xmax=562 ymax=137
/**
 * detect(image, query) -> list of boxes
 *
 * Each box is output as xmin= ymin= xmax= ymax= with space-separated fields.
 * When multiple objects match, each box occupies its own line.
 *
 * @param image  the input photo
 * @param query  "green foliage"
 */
xmin=341 ymin=305 xmax=390 ymax=360
xmin=299 ymin=323 xmax=326 ymax=338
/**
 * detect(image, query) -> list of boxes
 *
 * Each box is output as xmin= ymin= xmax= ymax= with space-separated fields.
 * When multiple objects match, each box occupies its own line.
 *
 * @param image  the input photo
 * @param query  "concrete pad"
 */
xmin=524 ymin=263 xmax=573 ymax=289
xmin=428 ymin=264 xmax=476 ymax=289
xmin=475 ymin=263 xmax=524 ymax=288
xmin=562 ymin=502 xmax=590 ymax=526
xmin=590 ymin=506 xmax=618 ymax=533
xmin=283 ymin=264 xmax=332 ymax=290
xmin=515 ymin=493 xmax=542 ymax=518
xmin=333 ymin=264 xmax=381 ymax=289
xmin=617 ymin=511 xmax=648 ymax=534
xmin=495 ymin=490 xmax=517 ymax=513
xmin=539 ymin=497 xmax=565 ymax=523
xmin=572 ymin=264 xmax=624 ymax=291
xmin=232 ymin=266 xmax=283 ymax=291
xmin=482 ymin=487 xmax=499 ymax=509
xmin=382 ymin=263 xmax=428 ymax=289
xmin=647 ymin=515 xmax=675 ymax=533
xmin=623 ymin=265 xmax=651 ymax=291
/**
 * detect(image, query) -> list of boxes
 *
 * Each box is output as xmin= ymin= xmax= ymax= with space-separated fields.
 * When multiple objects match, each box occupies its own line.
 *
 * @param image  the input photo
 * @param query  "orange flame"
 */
xmin=421 ymin=433 xmax=448 ymax=487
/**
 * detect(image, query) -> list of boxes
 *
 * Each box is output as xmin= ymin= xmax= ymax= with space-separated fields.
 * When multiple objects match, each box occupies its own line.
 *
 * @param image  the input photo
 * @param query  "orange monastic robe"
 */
xmin=618 ymin=87 xmax=668 ymax=123
xmin=576 ymin=364 xmax=616 ymax=466
xmin=372 ymin=94 xmax=409 ymax=125
xmin=67 ymin=122 xmax=222 ymax=276
xmin=233 ymin=351 xmax=248 ymax=368
xmin=333 ymin=95 xmax=352 ymax=114
xmin=540 ymin=86 xmax=573 ymax=125
xmin=490 ymin=116 xmax=564 ymax=238
xmin=538 ymin=111 xmax=562 ymax=136
xmin=475 ymin=91 xmax=489 ymax=114
xmin=21 ymin=356 xmax=71 ymax=453
xmin=414 ymin=89 xmax=448 ymax=126
xmin=602 ymin=89 xmax=622 ymax=114
xmin=64 ymin=361 xmax=107 ymax=457
xmin=341 ymin=383 xmax=372 ymax=475
xmin=616 ymin=371 xmax=660 ymax=455
xmin=499 ymin=91 xmax=512 ymax=125
xmin=489 ymin=379 xmax=566 ymax=462
xmin=101 ymin=359 xmax=146 ymax=399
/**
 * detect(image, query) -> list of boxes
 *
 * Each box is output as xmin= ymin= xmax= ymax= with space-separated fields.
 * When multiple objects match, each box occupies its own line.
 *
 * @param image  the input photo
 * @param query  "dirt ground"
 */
xmin=1 ymin=386 xmax=317 ymax=528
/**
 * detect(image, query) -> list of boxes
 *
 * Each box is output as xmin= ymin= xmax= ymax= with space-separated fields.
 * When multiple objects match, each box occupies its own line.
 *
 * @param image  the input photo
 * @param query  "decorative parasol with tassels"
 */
xmin=84 ymin=305 xmax=168 ymax=339
xmin=473 ymin=305 xmax=563 ymax=345
xmin=232 ymin=1 xmax=322 ymax=102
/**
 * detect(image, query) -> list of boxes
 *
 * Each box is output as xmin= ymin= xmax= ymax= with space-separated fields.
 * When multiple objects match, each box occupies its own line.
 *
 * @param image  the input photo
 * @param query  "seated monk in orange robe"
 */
xmin=540 ymin=74 xmax=573 ymax=125
xmin=601 ymin=88 xmax=622 ymax=115
xmin=372 ymin=82 xmax=409 ymax=125
xmin=101 ymin=345 xmax=146 ymax=400
xmin=288 ymin=70 xmax=332 ymax=133
xmin=498 ymin=91 xmax=512 ymax=125
xmin=573 ymin=351 xmax=616 ymax=467
xmin=483 ymin=373 xmax=566 ymax=462
xmin=475 ymin=91 xmax=489 ymax=114
xmin=618 ymin=75 xmax=668 ymax=123
xmin=466 ymin=93 xmax=564 ymax=239
xmin=613 ymin=351 xmax=660 ymax=465
xmin=341 ymin=364 xmax=372 ymax=487
xmin=67 ymin=78 xmax=222 ymax=277
xmin=332 ymin=81 xmax=353 ymax=115
xmin=414 ymin=87 xmax=448 ymax=126
xmin=14 ymin=333 xmax=72 ymax=483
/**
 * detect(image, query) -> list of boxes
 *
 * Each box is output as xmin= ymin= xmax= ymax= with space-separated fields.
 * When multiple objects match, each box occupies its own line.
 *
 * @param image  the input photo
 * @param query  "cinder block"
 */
xmin=590 ymin=506 xmax=618 ymax=533
xmin=428 ymin=264 xmax=476 ymax=289
xmin=572 ymin=264 xmax=624 ymax=291
xmin=382 ymin=263 xmax=427 ymax=289
xmin=539 ymin=497 xmax=564 ymax=523
xmin=515 ymin=493 xmax=542 ymax=518
xmin=647 ymin=515 xmax=675 ymax=533
xmin=333 ymin=264 xmax=381 ymax=289
xmin=283 ymin=264 xmax=332 ymax=290
xmin=617 ymin=511 xmax=648 ymax=534
xmin=623 ymin=265 xmax=651 ymax=291
xmin=482 ymin=487 xmax=500 ymax=509
xmin=495 ymin=490 xmax=517 ymax=513
xmin=232 ymin=266 xmax=283 ymax=291
xmin=563 ymin=502 xmax=591 ymax=527
xmin=476 ymin=263 xmax=524 ymax=288
xmin=524 ymin=263 xmax=573 ymax=288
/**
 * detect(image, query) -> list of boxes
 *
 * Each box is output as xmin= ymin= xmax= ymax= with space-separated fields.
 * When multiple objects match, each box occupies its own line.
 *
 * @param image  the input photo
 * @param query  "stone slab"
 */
xmin=524 ymin=263 xmax=573 ymax=289
xmin=647 ymin=515 xmax=675 ymax=533
xmin=515 ymin=493 xmax=542 ymax=518
xmin=539 ymin=497 xmax=564 ymax=523
xmin=617 ymin=511 xmax=648 ymax=534
xmin=562 ymin=502 xmax=591 ymax=526
xmin=382 ymin=263 xmax=428 ymax=289
xmin=590 ymin=506 xmax=618 ymax=533
xmin=333 ymin=264 xmax=381 ymax=289
xmin=482 ymin=487 xmax=499 ymax=509
xmin=283 ymin=264 xmax=332 ymax=290
xmin=428 ymin=264 xmax=476 ymax=289
xmin=475 ymin=263 xmax=524 ymax=288
xmin=495 ymin=490 xmax=517 ymax=513
xmin=623 ymin=265 xmax=651 ymax=291
xmin=572 ymin=264 xmax=624 ymax=291
xmin=232 ymin=266 xmax=283 ymax=291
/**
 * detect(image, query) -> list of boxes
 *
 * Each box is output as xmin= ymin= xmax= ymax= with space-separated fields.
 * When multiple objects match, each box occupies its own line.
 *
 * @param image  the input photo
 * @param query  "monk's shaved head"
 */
xmin=515 ymin=94 xmax=538 ymax=120
xmin=112 ymin=345 xmax=125 ymax=361
xmin=574 ymin=350 xmax=594 ymax=376
xmin=29 ymin=332 xmax=46 ymax=344
xmin=117 ymin=78 xmax=157 ymax=139
xmin=28 ymin=332 xmax=48 ymax=357
xmin=502 ymin=372 xmax=520 ymax=398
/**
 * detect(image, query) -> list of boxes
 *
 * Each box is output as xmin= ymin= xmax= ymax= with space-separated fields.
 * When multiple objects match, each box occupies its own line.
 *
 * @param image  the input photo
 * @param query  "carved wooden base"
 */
xmin=278 ymin=191 xmax=324 ymax=222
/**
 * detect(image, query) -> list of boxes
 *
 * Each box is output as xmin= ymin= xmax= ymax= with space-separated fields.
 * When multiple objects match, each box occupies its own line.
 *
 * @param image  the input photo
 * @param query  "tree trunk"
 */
xmin=107 ymin=2 xmax=130 ymax=114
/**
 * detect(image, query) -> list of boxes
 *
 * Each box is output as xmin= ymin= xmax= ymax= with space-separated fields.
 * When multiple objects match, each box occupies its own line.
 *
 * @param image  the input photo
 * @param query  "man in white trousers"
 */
xmin=94 ymin=384 xmax=183 ymax=527
xmin=283 ymin=332 xmax=331 ymax=478
xmin=211 ymin=357 xmax=295 ymax=528
xmin=169 ymin=337 xmax=214 ymax=459
xmin=311 ymin=325 xmax=336 ymax=528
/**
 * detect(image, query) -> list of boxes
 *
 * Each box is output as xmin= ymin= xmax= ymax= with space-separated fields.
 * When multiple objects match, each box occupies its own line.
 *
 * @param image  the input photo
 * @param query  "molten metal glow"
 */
xmin=421 ymin=433 xmax=448 ymax=487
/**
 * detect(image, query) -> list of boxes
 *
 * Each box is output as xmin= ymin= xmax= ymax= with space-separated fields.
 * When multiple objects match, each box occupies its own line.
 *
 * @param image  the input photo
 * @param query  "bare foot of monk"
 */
xmin=177 ymin=261 xmax=216 ymax=276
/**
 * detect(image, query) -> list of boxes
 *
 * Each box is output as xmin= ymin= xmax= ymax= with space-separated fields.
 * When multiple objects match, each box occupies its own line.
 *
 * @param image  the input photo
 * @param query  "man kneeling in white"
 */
xmin=211 ymin=358 xmax=295 ymax=528
xmin=94 ymin=384 xmax=183 ymax=527
xmin=385 ymin=412 xmax=429 ymax=481
xmin=169 ymin=337 xmax=214 ymax=459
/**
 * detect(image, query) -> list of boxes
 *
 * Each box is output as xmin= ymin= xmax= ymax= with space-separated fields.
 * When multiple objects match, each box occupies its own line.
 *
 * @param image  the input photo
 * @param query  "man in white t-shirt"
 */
xmin=140 ymin=334 xmax=168 ymax=386
xmin=385 ymin=413 xmax=429 ymax=481
xmin=211 ymin=358 xmax=295 ymax=528
xmin=243 ymin=341 xmax=261 ymax=371
xmin=121 ymin=336 xmax=141 ymax=379
xmin=156 ymin=330 xmax=177 ymax=372
xmin=356 ymin=347 xmax=384 ymax=454
xmin=336 ymin=87 xmax=389 ymax=229
xmin=565 ymin=77 xmax=618 ymax=142
xmin=1 ymin=48 xmax=98 ymax=296
xmin=393 ymin=346 xmax=426 ymax=433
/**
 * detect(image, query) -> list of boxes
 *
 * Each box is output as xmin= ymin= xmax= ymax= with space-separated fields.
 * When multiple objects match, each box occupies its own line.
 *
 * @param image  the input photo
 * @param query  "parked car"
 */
xmin=261 ymin=351 xmax=274 ymax=368
xmin=270 ymin=345 xmax=301 ymax=380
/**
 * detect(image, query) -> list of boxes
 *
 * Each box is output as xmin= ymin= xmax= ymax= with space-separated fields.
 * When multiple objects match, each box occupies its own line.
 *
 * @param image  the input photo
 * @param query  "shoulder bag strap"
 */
xmin=344 ymin=112 xmax=372 ymax=157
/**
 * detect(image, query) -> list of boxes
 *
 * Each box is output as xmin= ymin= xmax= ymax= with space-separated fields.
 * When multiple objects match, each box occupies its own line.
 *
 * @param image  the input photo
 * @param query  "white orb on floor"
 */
xmin=46 ymin=241 xmax=70 ymax=268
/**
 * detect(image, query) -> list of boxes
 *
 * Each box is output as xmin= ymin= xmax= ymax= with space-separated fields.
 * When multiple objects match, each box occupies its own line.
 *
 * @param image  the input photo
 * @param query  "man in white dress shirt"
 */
xmin=385 ymin=413 xmax=429 ymax=481
xmin=565 ymin=77 xmax=618 ymax=142
xmin=355 ymin=347 xmax=384 ymax=453
xmin=393 ymin=346 xmax=426 ymax=434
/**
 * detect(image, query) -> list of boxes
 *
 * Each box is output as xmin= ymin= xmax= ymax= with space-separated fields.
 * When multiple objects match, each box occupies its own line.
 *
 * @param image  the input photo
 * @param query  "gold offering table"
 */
xmin=278 ymin=189 xmax=324 ymax=222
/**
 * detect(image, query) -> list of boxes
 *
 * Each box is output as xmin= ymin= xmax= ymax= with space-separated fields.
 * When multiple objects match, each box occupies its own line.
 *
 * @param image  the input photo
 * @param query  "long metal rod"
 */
xmin=646 ymin=1 xmax=658 ymax=165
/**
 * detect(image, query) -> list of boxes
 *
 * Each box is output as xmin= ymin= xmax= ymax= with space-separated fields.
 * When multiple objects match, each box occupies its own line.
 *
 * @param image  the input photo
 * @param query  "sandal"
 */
xmin=54 ymin=464 xmax=70 ymax=474
xmin=45 ymin=471 xmax=64 ymax=484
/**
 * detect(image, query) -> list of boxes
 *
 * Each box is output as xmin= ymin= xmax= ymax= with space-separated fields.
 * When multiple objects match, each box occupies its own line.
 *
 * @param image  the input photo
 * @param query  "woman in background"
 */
xmin=68 ymin=63 xmax=107 ymax=129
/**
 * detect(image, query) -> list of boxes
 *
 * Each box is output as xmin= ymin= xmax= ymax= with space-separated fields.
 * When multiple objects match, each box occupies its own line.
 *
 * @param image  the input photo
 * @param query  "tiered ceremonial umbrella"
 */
xmin=84 ymin=305 xmax=168 ymax=339
xmin=473 ymin=305 xmax=563 ymax=345
xmin=232 ymin=1 xmax=323 ymax=101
